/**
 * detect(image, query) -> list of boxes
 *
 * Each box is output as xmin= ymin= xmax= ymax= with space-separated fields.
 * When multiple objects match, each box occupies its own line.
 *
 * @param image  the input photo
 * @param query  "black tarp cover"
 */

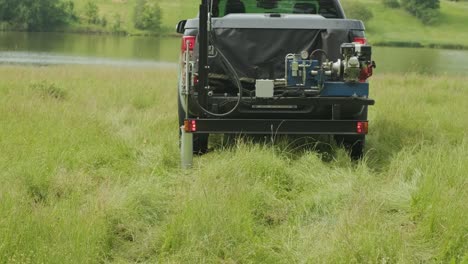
xmin=187 ymin=15 xmax=364 ymax=80
xmin=207 ymin=28 xmax=350 ymax=80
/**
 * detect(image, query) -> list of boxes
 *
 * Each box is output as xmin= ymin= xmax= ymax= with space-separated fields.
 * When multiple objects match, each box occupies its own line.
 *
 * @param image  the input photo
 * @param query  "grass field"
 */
xmin=0 ymin=66 xmax=467 ymax=263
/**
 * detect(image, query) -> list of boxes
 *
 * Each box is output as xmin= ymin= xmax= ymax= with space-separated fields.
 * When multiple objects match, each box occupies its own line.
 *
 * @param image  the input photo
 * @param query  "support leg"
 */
xmin=180 ymin=126 xmax=193 ymax=169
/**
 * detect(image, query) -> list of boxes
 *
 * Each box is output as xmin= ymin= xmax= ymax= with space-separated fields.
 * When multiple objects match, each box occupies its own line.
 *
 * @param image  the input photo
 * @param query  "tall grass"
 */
xmin=0 ymin=66 xmax=466 ymax=263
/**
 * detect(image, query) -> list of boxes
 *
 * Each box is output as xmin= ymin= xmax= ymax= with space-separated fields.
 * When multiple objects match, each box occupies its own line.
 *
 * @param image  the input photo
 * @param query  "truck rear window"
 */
xmin=212 ymin=0 xmax=341 ymax=18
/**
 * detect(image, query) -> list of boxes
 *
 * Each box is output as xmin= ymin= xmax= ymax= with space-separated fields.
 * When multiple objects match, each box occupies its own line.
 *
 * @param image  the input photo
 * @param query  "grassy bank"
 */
xmin=69 ymin=0 xmax=198 ymax=35
xmin=344 ymin=0 xmax=468 ymax=48
xmin=0 ymin=66 xmax=467 ymax=263
xmin=66 ymin=0 xmax=468 ymax=48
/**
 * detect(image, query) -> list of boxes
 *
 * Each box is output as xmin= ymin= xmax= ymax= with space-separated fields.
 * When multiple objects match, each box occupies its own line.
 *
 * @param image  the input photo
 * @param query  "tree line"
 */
xmin=0 ymin=0 xmax=75 ymax=31
xmin=384 ymin=0 xmax=440 ymax=25
xmin=84 ymin=0 xmax=162 ymax=33
xmin=0 ymin=0 xmax=162 ymax=33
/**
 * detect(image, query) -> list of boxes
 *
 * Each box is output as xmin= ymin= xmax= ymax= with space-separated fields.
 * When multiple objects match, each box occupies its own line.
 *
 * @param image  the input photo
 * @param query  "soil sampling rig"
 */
xmin=178 ymin=0 xmax=376 ymax=168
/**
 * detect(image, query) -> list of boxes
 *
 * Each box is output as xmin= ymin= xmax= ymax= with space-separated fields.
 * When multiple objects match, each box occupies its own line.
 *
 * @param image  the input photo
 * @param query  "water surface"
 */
xmin=1 ymin=31 xmax=467 ymax=75
xmin=0 ymin=32 xmax=179 ymax=68
xmin=373 ymin=46 xmax=468 ymax=75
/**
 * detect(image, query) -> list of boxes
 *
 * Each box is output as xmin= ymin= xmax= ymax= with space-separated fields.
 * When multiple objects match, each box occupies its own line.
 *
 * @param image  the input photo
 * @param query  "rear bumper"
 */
xmin=185 ymin=119 xmax=369 ymax=135
xmin=198 ymin=96 xmax=374 ymax=118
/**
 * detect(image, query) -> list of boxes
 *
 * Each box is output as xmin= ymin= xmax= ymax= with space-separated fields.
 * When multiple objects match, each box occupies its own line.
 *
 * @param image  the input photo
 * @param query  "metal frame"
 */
xmin=207 ymin=96 xmax=374 ymax=106
xmin=201 ymin=96 xmax=373 ymax=115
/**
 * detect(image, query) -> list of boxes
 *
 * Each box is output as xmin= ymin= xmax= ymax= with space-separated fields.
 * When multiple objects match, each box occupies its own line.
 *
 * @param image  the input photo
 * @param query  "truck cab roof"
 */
xmin=209 ymin=0 xmax=345 ymax=19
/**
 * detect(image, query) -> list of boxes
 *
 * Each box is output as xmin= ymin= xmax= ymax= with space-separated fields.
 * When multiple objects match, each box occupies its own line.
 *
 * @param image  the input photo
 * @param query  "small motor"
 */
xmin=315 ymin=42 xmax=375 ymax=84
xmin=339 ymin=42 xmax=375 ymax=83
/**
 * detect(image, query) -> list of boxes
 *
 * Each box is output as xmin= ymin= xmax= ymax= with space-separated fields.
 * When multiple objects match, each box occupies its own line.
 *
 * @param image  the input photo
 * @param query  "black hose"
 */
xmin=310 ymin=49 xmax=329 ymax=62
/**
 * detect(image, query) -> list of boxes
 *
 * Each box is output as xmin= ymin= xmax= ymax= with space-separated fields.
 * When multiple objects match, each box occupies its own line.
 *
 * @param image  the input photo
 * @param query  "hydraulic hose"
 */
xmin=310 ymin=49 xmax=329 ymax=62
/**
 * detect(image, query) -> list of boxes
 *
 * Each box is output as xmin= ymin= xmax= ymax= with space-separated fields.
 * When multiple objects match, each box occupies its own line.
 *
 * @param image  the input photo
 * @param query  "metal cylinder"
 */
xmin=180 ymin=126 xmax=193 ymax=169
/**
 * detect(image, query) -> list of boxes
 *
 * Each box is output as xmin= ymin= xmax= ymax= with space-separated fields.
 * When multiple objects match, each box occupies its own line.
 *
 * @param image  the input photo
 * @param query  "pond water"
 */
xmin=1 ymin=31 xmax=468 ymax=75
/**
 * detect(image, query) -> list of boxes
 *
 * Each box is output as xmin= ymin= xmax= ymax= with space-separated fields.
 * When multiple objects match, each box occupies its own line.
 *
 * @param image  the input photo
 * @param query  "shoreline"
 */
xmin=0 ymin=26 xmax=179 ymax=38
xmin=371 ymin=41 xmax=468 ymax=51
xmin=1 ymin=29 xmax=467 ymax=51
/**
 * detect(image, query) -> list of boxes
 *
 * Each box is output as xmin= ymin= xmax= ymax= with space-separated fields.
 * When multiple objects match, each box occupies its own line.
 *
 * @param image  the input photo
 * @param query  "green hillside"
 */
xmin=70 ymin=0 xmax=468 ymax=48
xmin=70 ymin=0 xmax=198 ymax=34
xmin=352 ymin=0 xmax=468 ymax=48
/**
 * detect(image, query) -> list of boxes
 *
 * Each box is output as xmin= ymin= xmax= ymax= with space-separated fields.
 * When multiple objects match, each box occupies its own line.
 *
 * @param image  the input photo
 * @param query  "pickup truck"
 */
xmin=177 ymin=0 xmax=375 ymax=159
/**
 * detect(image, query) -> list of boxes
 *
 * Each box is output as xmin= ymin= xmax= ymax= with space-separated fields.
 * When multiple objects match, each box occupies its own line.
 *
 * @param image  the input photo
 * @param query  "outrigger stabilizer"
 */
xmin=181 ymin=0 xmax=210 ymax=169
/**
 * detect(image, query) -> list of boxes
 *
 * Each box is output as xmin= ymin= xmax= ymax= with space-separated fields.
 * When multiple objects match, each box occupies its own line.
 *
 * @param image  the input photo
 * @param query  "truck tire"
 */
xmin=334 ymin=106 xmax=367 ymax=160
xmin=335 ymin=135 xmax=365 ymax=160
xmin=178 ymin=96 xmax=209 ymax=154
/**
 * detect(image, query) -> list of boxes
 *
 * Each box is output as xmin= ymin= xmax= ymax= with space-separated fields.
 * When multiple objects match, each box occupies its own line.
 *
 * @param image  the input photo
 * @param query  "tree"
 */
xmin=382 ymin=0 xmax=400 ymax=8
xmin=142 ymin=1 xmax=162 ymax=30
xmin=13 ymin=0 xmax=76 ymax=31
xmin=111 ymin=13 xmax=123 ymax=33
xmin=344 ymin=2 xmax=373 ymax=23
xmin=84 ymin=1 xmax=99 ymax=24
xmin=55 ymin=0 xmax=76 ymax=24
xmin=101 ymin=15 xmax=107 ymax=27
xmin=402 ymin=0 xmax=440 ymax=24
xmin=0 ymin=0 xmax=19 ymax=22
xmin=133 ymin=0 xmax=145 ymax=29
xmin=133 ymin=0 xmax=162 ymax=31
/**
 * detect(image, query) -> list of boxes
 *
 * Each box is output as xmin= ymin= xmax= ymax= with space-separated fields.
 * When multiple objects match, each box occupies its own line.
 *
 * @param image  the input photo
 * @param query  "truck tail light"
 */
xmin=184 ymin=119 xmax=197 ymax=133
xmin=357 ymin=121 xmax=368 ymax=134
xmin=181 ymin=36 xmax=196 ymax=52
xmin=353 ymin=37 xmax=367 ymax=45
xmin=181 ymin=36 xmax=196 ymax=92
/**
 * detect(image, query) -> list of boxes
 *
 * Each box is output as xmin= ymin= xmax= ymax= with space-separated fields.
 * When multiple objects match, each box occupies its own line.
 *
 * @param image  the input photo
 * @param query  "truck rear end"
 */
xmin=177 ymin=0 xmax=376 ymax=162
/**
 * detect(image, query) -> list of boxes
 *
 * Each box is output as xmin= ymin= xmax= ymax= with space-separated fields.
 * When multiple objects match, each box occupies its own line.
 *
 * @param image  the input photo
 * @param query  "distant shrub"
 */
xmin=101 ymin=16 xmax=107 ymax=27
xmin=417 ymin=7 xmax=439 ymax=25
xmin=383 ymin=0 xmax=400 ymax=8
xmin=345 ymin=2 xmax=374 ymax=23
xmin=402 ymin=0 xmax=440 ymax=25
xmin=111 ymin=13 xmax=123 ymax=33
xmin=133 ymin=0 xmax=162 ymax=31
xmin=84 ymin=1 xmax=99 ymax=24
xmin=372 ymin=40 xmax=424 ymax=48
xmin=427 ymin=43 xmax=466 ymax=49
xmin=31 ymin=81 xmax=67 ymax=100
